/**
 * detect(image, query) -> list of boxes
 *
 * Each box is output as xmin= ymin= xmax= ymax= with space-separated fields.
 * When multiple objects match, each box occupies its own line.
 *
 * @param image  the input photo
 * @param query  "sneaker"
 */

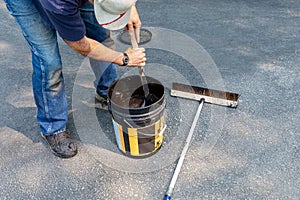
xmin=41 ymin=131 xmax=77 ymax=158
xmin=95 ymin=91 xmax=109 ymax=110
xmin=81 ymin=92 xmax=109 ymax=110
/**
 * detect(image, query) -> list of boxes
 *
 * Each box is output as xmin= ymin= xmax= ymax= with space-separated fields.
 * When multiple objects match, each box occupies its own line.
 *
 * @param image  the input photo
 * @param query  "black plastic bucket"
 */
xmin=108 ymin=75 xmax=166 ymax=157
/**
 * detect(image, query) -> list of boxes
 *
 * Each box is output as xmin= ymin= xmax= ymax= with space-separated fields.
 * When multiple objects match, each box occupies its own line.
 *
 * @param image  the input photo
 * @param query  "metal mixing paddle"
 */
xmin=129 ymin=29 xmax=154 ymax=107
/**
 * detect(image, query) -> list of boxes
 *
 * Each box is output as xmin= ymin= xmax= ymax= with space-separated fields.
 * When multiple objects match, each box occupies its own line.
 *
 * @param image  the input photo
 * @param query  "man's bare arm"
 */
xmin=64 ymin=36 xmax=146 ymax=66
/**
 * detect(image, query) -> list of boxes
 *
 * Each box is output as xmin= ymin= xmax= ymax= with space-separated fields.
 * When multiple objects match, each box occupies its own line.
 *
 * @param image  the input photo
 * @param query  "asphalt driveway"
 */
xmin=0 ymin=0 xmax=299 ymax=199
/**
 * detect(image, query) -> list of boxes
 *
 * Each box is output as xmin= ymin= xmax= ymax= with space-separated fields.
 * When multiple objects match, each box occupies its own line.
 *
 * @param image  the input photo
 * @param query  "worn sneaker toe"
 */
xmin=41 ymin=131 xmax=77 ymax=158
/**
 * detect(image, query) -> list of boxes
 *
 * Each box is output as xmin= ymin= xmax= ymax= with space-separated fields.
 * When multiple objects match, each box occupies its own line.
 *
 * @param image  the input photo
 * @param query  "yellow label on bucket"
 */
xmin=154 ymin=116 xmax=164 ymax=150
xmin=128 ymin=128 xmax=139 ymax=156
xmin=112 ymin=115 xmax=165 ymax=157
xmin=118 ymin=125 xmax=125 ymax=153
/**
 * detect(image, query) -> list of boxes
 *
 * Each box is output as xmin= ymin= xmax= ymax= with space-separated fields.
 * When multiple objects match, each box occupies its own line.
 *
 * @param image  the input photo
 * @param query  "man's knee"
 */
xmin=47 ymin=68 xmax=64 ymax=92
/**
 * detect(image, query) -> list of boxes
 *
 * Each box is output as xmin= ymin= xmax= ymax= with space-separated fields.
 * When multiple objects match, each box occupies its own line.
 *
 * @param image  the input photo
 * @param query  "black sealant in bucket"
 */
xmin=108 ymin=75 xmax=166 ymax=157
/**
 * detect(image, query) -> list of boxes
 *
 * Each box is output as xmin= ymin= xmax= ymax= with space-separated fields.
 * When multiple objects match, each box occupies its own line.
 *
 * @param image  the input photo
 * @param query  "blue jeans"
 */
xmin=4 ymin=0 xmax=117 ymax=135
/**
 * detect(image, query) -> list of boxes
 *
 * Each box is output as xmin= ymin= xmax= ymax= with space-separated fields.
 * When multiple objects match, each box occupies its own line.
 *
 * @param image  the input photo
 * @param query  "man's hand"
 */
xmin=124 ymin=47 xmax=146 ymax=67
xmin=126 ymin=5 xmax=142 ymax=43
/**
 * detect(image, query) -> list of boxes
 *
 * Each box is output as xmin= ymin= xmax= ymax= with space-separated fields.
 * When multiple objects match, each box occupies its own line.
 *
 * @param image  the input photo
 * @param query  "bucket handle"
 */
xmin=132 ymin=125 xmax=167 ymax=137
xmin=124 ymin=118 xmax=167 ymax=137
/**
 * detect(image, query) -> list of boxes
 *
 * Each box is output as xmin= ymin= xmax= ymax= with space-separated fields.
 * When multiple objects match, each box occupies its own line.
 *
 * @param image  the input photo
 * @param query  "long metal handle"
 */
xmin=164 ymin=98 xmax=205 ymax=200
xmin=130 ymin=29 xmax=139 ymax=49
xmin=129 ymin=29 xmax=150 ymax=99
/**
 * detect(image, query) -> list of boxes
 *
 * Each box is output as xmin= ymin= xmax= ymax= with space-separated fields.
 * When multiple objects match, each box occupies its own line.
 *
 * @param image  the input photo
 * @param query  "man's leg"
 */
xmin=4 ymin=0 xmax=77 ymax=158
xmin=80 ymin=2 xmax=117 ymax=100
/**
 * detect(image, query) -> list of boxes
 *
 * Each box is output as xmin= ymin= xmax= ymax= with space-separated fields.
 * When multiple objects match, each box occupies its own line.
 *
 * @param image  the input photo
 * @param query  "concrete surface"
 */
xmin=0 ymin=0 xmax=299 ymax=199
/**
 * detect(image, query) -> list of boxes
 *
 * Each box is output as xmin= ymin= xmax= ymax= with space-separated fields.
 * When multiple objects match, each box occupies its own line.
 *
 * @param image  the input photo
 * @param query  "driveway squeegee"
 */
xmin=163 ymin=82 xmax=239 ymax=200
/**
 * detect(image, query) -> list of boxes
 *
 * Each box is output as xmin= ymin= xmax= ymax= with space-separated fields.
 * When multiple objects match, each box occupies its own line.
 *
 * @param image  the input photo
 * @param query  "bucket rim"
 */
xmin=108 ymin=75 xmax=165 ymax=111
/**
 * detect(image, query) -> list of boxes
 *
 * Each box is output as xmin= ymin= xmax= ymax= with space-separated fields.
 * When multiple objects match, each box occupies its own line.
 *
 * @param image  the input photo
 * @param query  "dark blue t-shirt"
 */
xmin=33 ymin=0 xmax=89 ymax=41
